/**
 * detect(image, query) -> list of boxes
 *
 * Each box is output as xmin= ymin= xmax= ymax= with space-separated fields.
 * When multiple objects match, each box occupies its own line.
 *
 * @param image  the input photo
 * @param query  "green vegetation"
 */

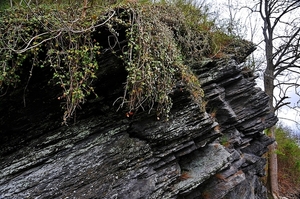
xmin=0 ymin=3 xmax=104 ymax=123
xmin=0 ymin=0 xmax=242 ymax=123
xmin=275 ymin=126 xmax=300 ymax=195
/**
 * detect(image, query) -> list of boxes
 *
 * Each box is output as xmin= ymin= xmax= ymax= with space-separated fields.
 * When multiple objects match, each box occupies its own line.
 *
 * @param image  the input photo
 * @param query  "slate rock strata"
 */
xmin=0 ymin=55 xmax=277 ymax=198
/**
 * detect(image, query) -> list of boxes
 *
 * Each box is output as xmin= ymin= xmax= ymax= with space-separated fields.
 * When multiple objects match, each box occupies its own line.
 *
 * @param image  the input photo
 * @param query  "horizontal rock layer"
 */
xmin=0 ymin=55 xmax=277 ymax=198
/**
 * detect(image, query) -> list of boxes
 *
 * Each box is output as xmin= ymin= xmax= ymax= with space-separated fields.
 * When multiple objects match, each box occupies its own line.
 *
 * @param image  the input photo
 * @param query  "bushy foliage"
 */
xmin=116 ymin=3 xmax=208 ymax=119
xmin=275 ymin=127 xmax=300 ymax=194
xmin=0 ymin=0 xmax=241 ymax=123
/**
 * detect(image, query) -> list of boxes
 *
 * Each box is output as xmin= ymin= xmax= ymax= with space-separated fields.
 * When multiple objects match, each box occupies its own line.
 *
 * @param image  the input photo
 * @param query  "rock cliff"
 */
xmin=0 ymin=48 xmax=277 ymax=198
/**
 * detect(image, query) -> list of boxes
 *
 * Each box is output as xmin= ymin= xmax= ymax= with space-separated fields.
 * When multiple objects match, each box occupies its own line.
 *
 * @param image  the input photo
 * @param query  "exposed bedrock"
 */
xmin=0 ymin=55 xmax=277 ymax=198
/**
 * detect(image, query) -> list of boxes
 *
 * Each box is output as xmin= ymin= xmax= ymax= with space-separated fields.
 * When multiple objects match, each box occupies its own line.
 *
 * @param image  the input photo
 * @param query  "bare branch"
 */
xmin=2 ymin=10 xmax=116 ymax=54
xmin=278 ymin=116 xmax=300 ymax=126
xmin=272 ymin=1 xmax=299 ymax=29
xmin=275 ymin=101 xmax=290 ymax=112
xmin=274 ymin=28 xmax=300 ymax=68
xmin=274 ymin=62 xmax=300 ymax=78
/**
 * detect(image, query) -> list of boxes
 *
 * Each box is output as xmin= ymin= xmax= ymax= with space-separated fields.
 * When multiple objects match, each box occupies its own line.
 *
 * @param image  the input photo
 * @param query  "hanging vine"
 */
xmin=0 ymin=1 xmax=242 ymax=123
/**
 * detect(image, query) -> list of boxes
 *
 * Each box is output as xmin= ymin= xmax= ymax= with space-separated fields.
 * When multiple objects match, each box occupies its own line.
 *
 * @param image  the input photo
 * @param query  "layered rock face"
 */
xmin=0 ymin=54 xmax=277 ymax=198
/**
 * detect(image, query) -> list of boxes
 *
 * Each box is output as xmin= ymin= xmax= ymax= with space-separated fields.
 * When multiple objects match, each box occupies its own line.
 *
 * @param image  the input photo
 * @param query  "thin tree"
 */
xmin=254 ymin=0 xmax=300 ymax=198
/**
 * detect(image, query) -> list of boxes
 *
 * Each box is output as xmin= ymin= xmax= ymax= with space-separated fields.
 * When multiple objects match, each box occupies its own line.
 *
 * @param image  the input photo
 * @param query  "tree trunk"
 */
xmin=264 ymin=62 xmax=279 ymax=199
xmin=267 ymin=126 xmax=279 ymax=199
xmin=262 ymin=2 xmax=279 ymax=195
xmin=264 ymin=63 xmax=279 ymax=199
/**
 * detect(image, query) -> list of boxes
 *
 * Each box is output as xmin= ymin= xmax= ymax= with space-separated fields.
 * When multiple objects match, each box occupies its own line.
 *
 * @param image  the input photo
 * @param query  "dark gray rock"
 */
xmin=0 ymin=54 xmax=277 ymax=198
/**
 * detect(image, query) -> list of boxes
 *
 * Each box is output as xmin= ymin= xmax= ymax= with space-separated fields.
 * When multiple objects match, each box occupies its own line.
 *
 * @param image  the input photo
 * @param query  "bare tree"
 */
xmin=213 ymin=0 xmax=300 ymax=197
xmin=253 ymin=0 xmax=300 ymax=198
